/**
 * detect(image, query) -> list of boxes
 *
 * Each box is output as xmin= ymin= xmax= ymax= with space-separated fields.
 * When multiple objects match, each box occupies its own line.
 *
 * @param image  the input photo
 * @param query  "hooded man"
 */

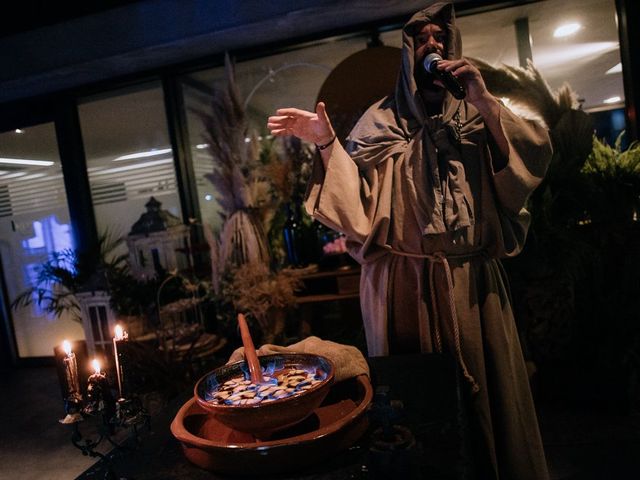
xmin=268 ymin=2 xmax=551 ymax=478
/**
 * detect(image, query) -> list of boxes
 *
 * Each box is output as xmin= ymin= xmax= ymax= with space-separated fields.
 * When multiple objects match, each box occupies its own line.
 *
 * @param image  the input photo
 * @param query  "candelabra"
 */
xmin=62 ymin=395 xmax=149 ymax=480
xmin=59 ymin=354 xmax=149 ymax=480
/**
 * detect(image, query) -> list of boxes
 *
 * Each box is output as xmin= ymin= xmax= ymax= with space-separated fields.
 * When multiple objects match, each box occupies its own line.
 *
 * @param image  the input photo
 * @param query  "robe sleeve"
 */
xmin=304 ymin=142 xmax=382 ymax=244
xmin=489 ymin=105 xmax=552 ymax=215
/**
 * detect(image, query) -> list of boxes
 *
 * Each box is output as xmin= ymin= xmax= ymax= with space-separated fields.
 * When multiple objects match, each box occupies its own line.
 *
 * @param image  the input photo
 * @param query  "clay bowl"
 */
xmin=172 ymin=375 xmax=373 ymax=476
xmin=194 ymin=353 xmax=334 ymax=436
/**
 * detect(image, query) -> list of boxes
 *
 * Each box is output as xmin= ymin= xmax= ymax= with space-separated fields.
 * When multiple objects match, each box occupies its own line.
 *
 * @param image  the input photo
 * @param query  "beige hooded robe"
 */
xmin=305 ymin=2 xmax=551 ymax=479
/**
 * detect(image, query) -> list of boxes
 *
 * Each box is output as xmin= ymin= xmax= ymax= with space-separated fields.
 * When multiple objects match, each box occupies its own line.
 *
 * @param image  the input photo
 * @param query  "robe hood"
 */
xmin=397 ymin=1 xmax=463 ymax=133
xmin=345 ymin=1 xmax=479 ymax=236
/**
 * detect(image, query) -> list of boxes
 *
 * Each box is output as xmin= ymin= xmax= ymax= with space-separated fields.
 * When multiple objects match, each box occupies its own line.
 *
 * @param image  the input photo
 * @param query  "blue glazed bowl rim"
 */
xmin=194 ymin=353 xmax=335 ymax=410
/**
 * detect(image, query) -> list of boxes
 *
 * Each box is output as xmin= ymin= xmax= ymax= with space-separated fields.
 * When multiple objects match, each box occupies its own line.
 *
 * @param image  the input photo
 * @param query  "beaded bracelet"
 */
xmin=316 ymin=135 xmax=337 ymax=150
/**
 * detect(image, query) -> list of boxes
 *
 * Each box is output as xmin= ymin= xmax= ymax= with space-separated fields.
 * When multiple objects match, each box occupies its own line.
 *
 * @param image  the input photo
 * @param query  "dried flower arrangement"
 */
xmin=262 ymin=136 xmax=316 ymax=266
xmin=194 ymin=54 xmax=273 ymax=269
xmin=263 ymin=135 xmax=314 ymax=205
xmin=195 ymin=54 xmax=312 ymax=342
xmin=220 ymin=262 xmax=302 ymax=343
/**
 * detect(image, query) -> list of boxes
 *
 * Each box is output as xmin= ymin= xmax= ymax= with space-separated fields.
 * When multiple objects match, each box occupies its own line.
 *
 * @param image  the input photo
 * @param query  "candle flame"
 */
xmin=92 ymin=359 xmax=101 ymax=374
xmin=62 ymin=340 xmax=72 ymax=356
xmin=114 ymin=324 xmax=126 ymax=341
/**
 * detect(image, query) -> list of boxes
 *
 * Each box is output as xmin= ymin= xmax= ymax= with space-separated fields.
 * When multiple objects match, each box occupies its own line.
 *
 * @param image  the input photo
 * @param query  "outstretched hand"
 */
xmin=267 ymin=102 xmax=335 ymax=146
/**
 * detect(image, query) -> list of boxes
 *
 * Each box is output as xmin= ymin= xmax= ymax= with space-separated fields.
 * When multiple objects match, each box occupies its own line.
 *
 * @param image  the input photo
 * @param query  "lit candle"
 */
xmin=85 ymin=359 xmax=103 ymax=413
xmin=112 ymin=324 xmax=128 ymax=400
xmin=91 ymin=359 xmax=101 ymax=375
xmin=85 ymin=359 xmax=115 ymax=417
xmin=62 ymin=340 xmax=81 ymax=399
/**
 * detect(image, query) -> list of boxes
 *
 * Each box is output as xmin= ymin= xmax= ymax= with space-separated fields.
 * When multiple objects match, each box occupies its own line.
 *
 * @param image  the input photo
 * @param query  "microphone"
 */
xmin=423 ymin=53 xmax=466 ymax=100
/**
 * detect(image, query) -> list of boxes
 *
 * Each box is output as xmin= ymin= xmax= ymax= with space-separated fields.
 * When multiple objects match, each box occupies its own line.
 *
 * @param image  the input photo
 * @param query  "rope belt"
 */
xmin=390 ymin=248 xmax=484 ymax=393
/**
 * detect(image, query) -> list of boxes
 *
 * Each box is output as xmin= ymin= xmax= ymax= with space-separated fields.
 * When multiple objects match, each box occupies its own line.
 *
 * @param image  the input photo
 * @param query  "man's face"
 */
xmin=413 ymin=22 xmax=446 ymax=90
xmin=414 ymin=23 xmax=446 ymax=63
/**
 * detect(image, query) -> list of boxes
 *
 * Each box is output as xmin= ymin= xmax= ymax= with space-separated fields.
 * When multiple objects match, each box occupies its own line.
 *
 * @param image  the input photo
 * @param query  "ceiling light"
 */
xmin=606 ymin=63 xmax=622 ymax=74
xmin=603 ymin=96 xmax=622 ymax=104
xmin=554 ymin=23 xmax=581 ymax=38
xmin=95 ymin=158 xmax=173 ymax=175
xmin=20 ymin=173 xmax=48 ymax=181
xmin=113 ymin=148 xmax=172 ymax=161
xmin=0 ymin=157 xmax=54 ymax=166
xmin=534 ymin=42 xmax=618 ymax=69
xmin=0 ymin=171 xmax=28 ymax=179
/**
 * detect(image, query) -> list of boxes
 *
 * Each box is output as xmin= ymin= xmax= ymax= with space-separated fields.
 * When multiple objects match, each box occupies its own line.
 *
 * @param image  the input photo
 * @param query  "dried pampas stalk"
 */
xmin=202 ymin=222 xmax=221 ymax=295
xmin=469 ymin=58 xmax=579 ymax=130
xmin=194 ymin=52 xmax=276 ymax=274
xmin=219 ymin=210 xmax=270 ymax=268
xmin=195 ymin=53 xmax=270 ymax=215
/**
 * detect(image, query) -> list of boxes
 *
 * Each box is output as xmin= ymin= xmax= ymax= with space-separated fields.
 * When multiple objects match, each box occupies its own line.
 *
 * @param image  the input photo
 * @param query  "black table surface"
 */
xmin=77 ymin=353 xmax=469 ymax=480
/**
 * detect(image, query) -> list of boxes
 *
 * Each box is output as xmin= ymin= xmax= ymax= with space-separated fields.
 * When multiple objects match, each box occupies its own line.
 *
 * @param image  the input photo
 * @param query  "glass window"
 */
xmin=0 ymin=123 xmax=83 ymax=358
xmin=456 ymin=0 xmax=623 ymax=113
xmin=78 ymin=82 xmax=182 ymax=259
xmin=382 ymin=0 xmax=623 ymax=118
xmin=181 ymin=37 xmax=369 ymax=231
xmin=526 ymin=0 xmax=622 ymax=111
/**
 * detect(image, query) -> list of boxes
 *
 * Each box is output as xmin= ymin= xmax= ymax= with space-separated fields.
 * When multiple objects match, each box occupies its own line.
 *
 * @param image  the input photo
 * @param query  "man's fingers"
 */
xmin=439 ymin=59 xmax=466 ymax=72
xmin=452 ymin=65 xmax=473 ymax=76
xmin=315 ymin=102 xmax=334 ymax=133
xmin=268 ymin=115 xmax=293 ymax=123
xmin=267 ymin=120 xmax=289 ymax=129
xmin=276 ymin=107 xmax=313 ymax=117
xmin=268 ymin=114 xmax=299 ymax=131
xmin=316 ymin=102 xmax=328 ymax=122
xmin=269 ymin=128 xmax=289 ymax=137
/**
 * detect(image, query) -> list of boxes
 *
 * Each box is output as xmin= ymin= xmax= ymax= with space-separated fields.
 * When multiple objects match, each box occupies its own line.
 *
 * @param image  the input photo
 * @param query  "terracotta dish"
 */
xmin=172 ymin=374 xmax=373 ymax=476
xmin=193 ymin=353 xmax=334 ymax=435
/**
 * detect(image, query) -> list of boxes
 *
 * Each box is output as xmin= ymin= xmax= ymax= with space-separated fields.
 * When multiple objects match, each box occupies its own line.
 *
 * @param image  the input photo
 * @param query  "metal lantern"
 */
xmin=76 ymin=271 xmax=117 ymax=358
xmin=126 ymin=197 xmax=191 ymax=280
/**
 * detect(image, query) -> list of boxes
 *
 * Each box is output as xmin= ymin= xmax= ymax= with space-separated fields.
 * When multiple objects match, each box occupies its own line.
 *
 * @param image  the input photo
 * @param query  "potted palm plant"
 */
xmin=11 ymin=232 xmax=130 ymax=322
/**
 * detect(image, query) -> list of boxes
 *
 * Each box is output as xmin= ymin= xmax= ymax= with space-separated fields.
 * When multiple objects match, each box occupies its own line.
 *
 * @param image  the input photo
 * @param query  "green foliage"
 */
xmin=10 ymin=230 xmax=204 ymax=325
xmin=105 ymin=269 xmax=159 ymax=318
xmin=584 ymin=133 xmax=640 ymax=177
xmin=508 ymin=131 xmax=640 ymax=409
xmin=581 ymin=134 xmax=640 ymax=226
xmin=10 ymin=232 xmax=129 ymax=322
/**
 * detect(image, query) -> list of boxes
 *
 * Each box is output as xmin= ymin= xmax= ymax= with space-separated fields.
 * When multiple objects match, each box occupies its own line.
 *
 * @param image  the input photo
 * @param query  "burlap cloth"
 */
xmin=227 ymin=336 xmax=370 ymax=382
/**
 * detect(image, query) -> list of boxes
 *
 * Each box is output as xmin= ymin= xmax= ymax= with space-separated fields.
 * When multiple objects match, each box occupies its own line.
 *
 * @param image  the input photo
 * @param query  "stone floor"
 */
xmin=1 ymin=366 xmax=640 ymax=480
xmin=540 ymin=403 xmax=640 ymax=479
xmin=0 ymin=366 xmax=98 ymax=480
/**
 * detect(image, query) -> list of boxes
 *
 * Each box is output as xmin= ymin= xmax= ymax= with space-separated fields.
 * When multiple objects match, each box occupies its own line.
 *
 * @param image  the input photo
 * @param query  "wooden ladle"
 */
xmin=237 ymin=313 xmax=264 ymax=384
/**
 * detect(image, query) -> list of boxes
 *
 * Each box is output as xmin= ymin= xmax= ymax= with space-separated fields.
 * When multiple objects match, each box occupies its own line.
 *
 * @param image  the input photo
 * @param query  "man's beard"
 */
xmin=414 ymin=62 xmax=442 ymax=92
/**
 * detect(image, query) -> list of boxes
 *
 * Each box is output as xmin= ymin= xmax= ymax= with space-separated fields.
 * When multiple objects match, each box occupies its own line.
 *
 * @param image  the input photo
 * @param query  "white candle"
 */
xmin=62 ymin=340 xmax=80 ymax=396
xmin=86 ymin=358 xmax=110 ymax=406
xmin=92 ymin=358 xmax=101 ymax=375
xmin=112 ymin=324 xmax=128 ymax=400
